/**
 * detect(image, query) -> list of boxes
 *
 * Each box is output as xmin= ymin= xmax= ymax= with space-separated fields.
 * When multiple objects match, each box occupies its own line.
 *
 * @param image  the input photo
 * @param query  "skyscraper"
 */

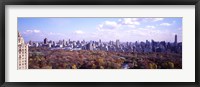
xmin=175 ymin=34 xmax=177 ymax=44
xmin=116 ymin=39 xmax=120 ymax=48
xmin=63 ymin=39 xmax=66 ymax=46
xmin=86 ymin=42 xmax=94 ymax=50
xmin=99 ymin=39 xmax=102 ymax=43
xmin=44 ymin=38 xmax=48 ymax=44
xmin=18 ymin=31 xmax=29 ymax=69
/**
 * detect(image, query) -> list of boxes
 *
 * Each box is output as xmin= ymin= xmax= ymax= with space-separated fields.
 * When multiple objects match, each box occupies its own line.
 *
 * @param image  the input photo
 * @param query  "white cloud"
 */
xmin=143 ymin=18 xmax=164 ymax=22
xmin=129 ymin=28 xmax=160 ymax=36
xmin=74 ymin=30 xmax=84 ymax=34
xmin=23 ymin=29 xmax=41 ymax=34
xmin=97 ymin=18 xmax=141 ymax=31
xmin=95 ymin=26 xmax=167 ymax=42
xmin=153 ymin=18 xmax=164 ymax=22
xmin=119 ymin=18 xmax=140 ymax=25
xmin=97 ymin=21 xmax=120 ymax=30
xmin=33 ymin=30 xmax=40 ymax=33
xmin=160 ymin=23 xmax=171 ymax=26
xmin=49 ymin=32 xmax=54 ymax=35
xmin=94 ymin=18 xmax=178 ymax=42
xmin=26 ymin=30 xmax=32 ymax=33
xmin=49 ymin=32 xmax=64 ymax=35
xmin=146 ymin=25 xmax=155 ymax=29
xmin=122 ymin=27 xmax=179 ymax=42
xmin=127 ymin=25 xmax=136 ymax=28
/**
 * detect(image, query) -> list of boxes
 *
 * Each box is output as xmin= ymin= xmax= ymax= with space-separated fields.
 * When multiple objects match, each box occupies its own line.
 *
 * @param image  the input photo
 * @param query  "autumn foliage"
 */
xmin=28 ymin=47 xmax=182 ymax=69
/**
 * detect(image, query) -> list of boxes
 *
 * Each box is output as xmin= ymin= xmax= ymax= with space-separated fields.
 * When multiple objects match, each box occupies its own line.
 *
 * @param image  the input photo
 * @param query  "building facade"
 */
xmin=44 ymin=38 xmax=48 ymax=44
xmin=18 ymin=32 xmax=28 ymax=69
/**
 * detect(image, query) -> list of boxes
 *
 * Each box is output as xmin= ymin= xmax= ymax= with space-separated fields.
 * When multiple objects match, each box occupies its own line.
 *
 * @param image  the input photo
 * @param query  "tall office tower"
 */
xmin=86 ymin=42 xmax=94 ymax=50
xmin=174 ymin=34 xmax=177 ymax=44
xmin=116 ymin=39 xmax=120 ymax=48
xmin=44 ymin=38 xmax=48 ymax=44
xmin=63 ymin=39 xmax=66 ymax=46
xmin=18 ymin=31 xmax=28 ymax=69
xmin=53 ymin=41 xmax=56 ymax=47
xmin=99 ymin=39 xmax=102 ymax=43
xmin=126 ymin=42 xmax=129 ymax=47
xmin=35 ymin=43 xmax=39 ymax=47
xmin=29 ymin=40 xmax=33 ymax=46
xmin=98 ymin=39 xmax=102 ymax=46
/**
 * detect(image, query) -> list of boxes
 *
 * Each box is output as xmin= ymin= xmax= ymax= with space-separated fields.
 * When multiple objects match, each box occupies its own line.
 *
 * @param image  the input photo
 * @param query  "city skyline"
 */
xmin=27 ymin=33 xmax=181 ymax=54
xmin=27 ymin=36 xmax=179 ymax=43
xmin=18 ymin=17 xmax=182 ymax=42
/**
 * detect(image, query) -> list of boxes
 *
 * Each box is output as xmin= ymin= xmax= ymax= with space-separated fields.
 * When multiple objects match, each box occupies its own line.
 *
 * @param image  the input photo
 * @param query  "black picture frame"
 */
xmin=0 ymin=0 xmax=199 ymax=87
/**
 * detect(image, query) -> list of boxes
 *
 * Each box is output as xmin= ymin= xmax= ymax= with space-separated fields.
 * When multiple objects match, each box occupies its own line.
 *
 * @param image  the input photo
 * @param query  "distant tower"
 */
xmin=29 ymin=40 xmax=33 ymax=46
xmin=63 ymin=39 xmax=66 ymax=46
xmin=116 ymin=39 xmax=120 ymax=48
xmin=86 ymin=42 xmax=93 ymax=50
xmin=44 ymin=38 xmax=48 ymax=44
xmin=174 ymin=34 xmax=177 ymax=44
xmin=99 ymin=39 xmax=102 ymax=43
xmin=18 ymin=31 xmax=28 ymax=69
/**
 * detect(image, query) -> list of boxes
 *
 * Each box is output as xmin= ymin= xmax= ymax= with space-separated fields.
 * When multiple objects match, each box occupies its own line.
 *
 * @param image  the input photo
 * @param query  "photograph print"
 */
xmin=17 ymin=17 xmax=182 ymax=69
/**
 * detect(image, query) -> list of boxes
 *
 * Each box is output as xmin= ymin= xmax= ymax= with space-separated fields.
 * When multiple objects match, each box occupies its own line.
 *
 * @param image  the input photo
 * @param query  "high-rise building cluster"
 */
xmin=28 ymin=35 xmax=182 ymax=54
xmin=17 ymin=31 xmax=29 ymax=69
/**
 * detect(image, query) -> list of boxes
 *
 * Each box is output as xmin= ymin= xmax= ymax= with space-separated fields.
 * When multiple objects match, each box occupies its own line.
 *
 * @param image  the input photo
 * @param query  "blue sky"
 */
xmin=18 ymin=17 xmax=182 ymax=42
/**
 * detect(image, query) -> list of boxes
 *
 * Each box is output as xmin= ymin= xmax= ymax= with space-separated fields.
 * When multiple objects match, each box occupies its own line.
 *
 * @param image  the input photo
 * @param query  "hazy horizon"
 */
xmin=24 ymin=39 xmax=182 ymax=43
